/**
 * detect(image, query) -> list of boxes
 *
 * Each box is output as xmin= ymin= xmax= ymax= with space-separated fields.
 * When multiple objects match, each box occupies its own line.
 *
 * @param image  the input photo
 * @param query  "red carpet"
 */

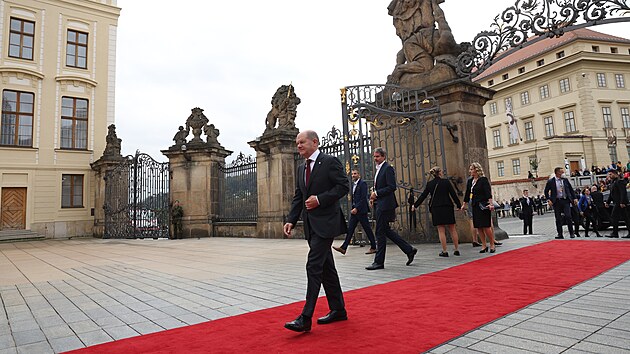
xmin=67 ymin=240 xmax=630 ymax=354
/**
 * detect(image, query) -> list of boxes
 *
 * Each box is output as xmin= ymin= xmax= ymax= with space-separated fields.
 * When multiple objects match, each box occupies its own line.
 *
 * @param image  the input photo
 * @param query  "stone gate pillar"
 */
xmin=249 ymin=129 xmax=299 ymax=238
xmin=427 ymin=79 xmax=507 ymax=241
xmin=162 ymin=107 xmax=232 ymax=238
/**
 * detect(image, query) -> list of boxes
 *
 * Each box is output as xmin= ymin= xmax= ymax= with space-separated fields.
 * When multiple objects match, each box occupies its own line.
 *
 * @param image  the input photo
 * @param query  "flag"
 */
xmin=506 ymin=100 xmax=521 ymax=142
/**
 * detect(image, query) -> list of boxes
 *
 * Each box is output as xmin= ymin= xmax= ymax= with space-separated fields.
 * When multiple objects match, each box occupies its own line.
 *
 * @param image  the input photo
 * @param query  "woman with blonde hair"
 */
xmin=412 ymin=166 xmax=462 ymax=257
xmin=461 ymin=162 xmax=497 ymax=253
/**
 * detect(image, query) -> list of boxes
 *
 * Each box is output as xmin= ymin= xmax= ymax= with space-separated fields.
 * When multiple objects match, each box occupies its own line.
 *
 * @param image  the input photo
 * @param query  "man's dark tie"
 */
xmin=305 ymin=159 xmax=311 ymax=185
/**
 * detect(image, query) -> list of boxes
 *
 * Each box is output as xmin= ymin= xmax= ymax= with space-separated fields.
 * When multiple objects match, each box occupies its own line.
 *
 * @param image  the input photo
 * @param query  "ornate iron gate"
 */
xmin=104 ymin=151 xmax=170 ymax=239
xmin=216 ymin=152 xmax=257 ymax=222
xmin=340 ymin=84 xmax=447 ymax=241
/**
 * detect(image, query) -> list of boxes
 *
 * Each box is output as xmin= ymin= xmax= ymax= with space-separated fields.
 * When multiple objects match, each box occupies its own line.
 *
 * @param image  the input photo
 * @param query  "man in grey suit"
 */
xmin=283 ymin=130 xmax=349 ymax=332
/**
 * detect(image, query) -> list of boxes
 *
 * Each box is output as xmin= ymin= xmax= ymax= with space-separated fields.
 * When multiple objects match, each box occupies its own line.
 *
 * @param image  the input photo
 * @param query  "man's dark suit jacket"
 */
xmin=352 ymin=179 xmax=370 ymax=215
xmin=607 ymin=178 xmax=629 ymax=205
xmin=373 ymin=162 xmax=398 ymax=214
xmin=287 ymin=152 xmax=349 ymax=238
xmin=544 ymin=177 xmax=576 ymax=203
xmin=520 ymin=196 xmax=534 ymax=215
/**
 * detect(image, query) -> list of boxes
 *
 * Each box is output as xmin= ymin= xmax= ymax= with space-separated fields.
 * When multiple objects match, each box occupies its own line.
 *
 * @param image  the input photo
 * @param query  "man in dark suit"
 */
xmin=334 ymin=169 xmax=377 ymax=255
xmin=283 ymin=130 xmax=349 ymax=332
xmin=590 ymin=185 xmax=605 ymax=232
xmin=519 ymin=189 xmax=534 ymax=235
xmin=366 ymin=147 xmax=417 ymax=270
xmin=544 ymin=167 xmax=578 ymax=239
xmin=604 ymin=169 xmax=630 ymax=238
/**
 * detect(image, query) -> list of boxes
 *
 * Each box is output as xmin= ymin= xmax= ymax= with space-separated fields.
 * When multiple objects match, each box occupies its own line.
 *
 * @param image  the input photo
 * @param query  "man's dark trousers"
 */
xmin=554 ymin=198 xmax=574 ymax=236
xmin=303 ymin=228 xmax=344 ymax=318
xmin=340 ymin=213 xmax=376 ymax=250
xmin=373 ymin=207 xmax=414 ymax=265
xmin=610 ymin=206 xmax=630 ymax=236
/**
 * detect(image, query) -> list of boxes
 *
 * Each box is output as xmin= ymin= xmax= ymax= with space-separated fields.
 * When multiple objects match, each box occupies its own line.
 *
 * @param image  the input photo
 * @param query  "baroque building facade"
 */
xmin=0 ymin=0 xmax=120 ymax=237
xmin=477 ymin=28 xmax=630 ymax=200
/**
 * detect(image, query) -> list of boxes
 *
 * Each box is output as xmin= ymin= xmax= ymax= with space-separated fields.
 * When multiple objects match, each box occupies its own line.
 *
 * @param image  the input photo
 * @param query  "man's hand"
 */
xmin=305 ymin=195 xmax=319 ymax=210
xmin=411 ymin=206 xmax=416 ymax=212
xmin=547 ymin=200 xmax=553 ymax=207
xmin=573 ymin=199 xmax=578 ymax=206
xmin=621 ymin=204 xmax=626 ymax=208
xmin=605 ymin=202 xmax=609 ymax=208
xmin=351 ymin=208 xmax=358 ymax=215
xmin=370 ymin=191 xmax=377 ymax=201
xmin=283 ymin=223 xmax=294 ymax=237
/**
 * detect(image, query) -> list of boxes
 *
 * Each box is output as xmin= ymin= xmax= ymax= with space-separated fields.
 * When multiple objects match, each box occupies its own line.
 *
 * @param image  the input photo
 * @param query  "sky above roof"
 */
xmin=114 ymin=0 xmax=630 ymax=161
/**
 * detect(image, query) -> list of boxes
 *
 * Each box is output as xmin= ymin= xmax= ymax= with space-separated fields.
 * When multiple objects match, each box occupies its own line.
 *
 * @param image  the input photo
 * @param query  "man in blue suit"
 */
xmin=366 ymin=148 xmax=417 ymax=270
xmin=334 ymin=169 xmax=377 ymax=255
xmin=544 ymin=167 xmax=578 ymax=239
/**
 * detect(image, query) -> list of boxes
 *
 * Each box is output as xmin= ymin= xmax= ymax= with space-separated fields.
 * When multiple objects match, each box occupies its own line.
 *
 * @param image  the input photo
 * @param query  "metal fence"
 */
xmin=216 ymin=152 xmax=257 ymax=222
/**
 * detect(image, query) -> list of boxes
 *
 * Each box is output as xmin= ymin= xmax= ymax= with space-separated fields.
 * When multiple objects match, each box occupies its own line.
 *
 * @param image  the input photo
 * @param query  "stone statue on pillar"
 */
xmin=264 ymin=84 xmax=300 ymax=134
xmin=102 ymin=124 xmax=122 ymax=159
xmin=186 ymin=107 xmax=210 ymax=145
xmin=173 ymin=126 xmax=189 ymax=147
xmin=387 ymin=0 xmax=464 ymax=88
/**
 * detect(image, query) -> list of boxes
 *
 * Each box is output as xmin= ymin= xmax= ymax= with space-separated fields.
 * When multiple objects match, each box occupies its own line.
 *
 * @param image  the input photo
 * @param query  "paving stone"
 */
xmin=12 ymin=329 xmax=46 ymax=346
xmin=515 ymin=320 xmax=591 ymax=340
xmin=0 ymin=335 xmax=15 ymax=350
xmin=41 ymin=324 xmax=74 ymax=340
xmin=151 ymin=317 xmax=186 ymax=330
xmin=486 ymin=332 xmax=565 ymax=353
xmin=8 ymin=319 xmax=39 ymax=333
xmin=49 ymin=336 xmax=84 ymax=353
xmin=115 ymin=313 xmax=148 ymax=325
xmin=175 ymin=313 xmax=208 ymax=325
xmin=92 ymin=316 xmax=125 ymax=328
xmin=501 ymin=327 xmax=580 ymax=347
xmin=0 ymin=348 xmax=17 ymax=354
xmin=428 ymin=343 xmax=457 ymax=354
xmin=463 ymin=329 xmax=495 ymax=341
xmin=572 ymin=340 xmax=630 ymax=353
xmin=59 ymin=311 xmax=90 ymax=323
xmin=447 ymin=336 xmax=479 ymax=348
xmin=136 ymin=309 xmax=170 ymax=321
xmin=469 ymin=340 xmax=535 ymax=354
xmin=68 ymin=319 xmax=100 ymax=334
xmin=129 ymin=322 xmax=163 ymax=335
xmin=15 ymin=341 xmax=53 ymax=354
xmin=102 ymin=325 xmax=139 ymax=340
xmin=584 ymin=332 xmax=630 ymax=349
xmin=76 ymin=330 xmax=112 ymax=347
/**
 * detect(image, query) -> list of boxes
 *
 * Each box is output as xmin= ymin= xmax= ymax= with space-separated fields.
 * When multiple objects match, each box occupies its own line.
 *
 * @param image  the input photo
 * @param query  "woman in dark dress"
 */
xmin=461 ymin=162 xmax=497 ymax=253
xmin=412 ymin=166 xmax=462 ymax=257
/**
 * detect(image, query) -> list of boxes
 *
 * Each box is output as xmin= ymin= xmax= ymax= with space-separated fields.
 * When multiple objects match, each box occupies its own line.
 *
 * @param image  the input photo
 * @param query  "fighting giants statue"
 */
xmin=264 ymin=84 xmax=300 ymax=134
xmin=387 ymin=0 xmax=464 ymax=88
xmin=103 ymin=124 xmax=122 ymax=158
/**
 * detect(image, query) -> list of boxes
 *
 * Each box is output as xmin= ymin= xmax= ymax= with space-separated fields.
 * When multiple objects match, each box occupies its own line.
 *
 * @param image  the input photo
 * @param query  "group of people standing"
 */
xmin=545 ymin=166 xmax=630 ymax=239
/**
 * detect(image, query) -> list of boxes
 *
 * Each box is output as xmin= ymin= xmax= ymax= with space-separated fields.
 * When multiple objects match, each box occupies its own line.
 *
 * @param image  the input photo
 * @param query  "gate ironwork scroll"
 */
xmin=340 ymin=84 xmax=447 ymax=241
xmin=104 ymin=151 xmax=170 ymax=239
xmin=216 ymin=152 xmax=257 ymax=222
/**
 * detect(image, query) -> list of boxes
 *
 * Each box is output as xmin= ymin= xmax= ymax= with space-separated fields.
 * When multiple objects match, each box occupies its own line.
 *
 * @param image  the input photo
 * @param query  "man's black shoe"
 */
xmin=317 ymin=310 xmax=348 ymax=324
xmin=554 ymin=235 xmax=564 ymax=239
xmin=570 ymin=234 xmax=575 ymax=239
xmin=406 ymin=248 xmax=418 ymax=266
xmin=284 ymin=315 xmax=311 ymax=332
xmin=366 ymin=263 xmax=384 ymax=270
xmin=607 ymin=233 xmax=619 ymax=238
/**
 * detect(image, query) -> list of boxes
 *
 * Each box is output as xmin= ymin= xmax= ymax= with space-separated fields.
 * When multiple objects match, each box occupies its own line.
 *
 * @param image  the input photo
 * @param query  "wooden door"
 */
xmin=569 ymin=161 xmax=581 ymax=175
xmin=1 ymin=188 xmax=27 ymax=230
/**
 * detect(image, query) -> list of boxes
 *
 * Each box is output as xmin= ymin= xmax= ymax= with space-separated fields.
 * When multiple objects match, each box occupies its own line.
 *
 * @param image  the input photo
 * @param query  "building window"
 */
xmin=556 ymin=51 xmax=565 ymax=59
xmin=512 ymin=159 xmax=521 ymax=175
xmin=488 ymin=79 xmax=494 ymax=86
xmin=61 ymin=97 xmax=88 ymax=149
xmin=559 ymin=78 xmax=571 ymax=93
xmin=621 ymin=107 xmax=630 ymax=129
xmin=504 ymin=97 xmax=512 ymax=111
xmin=1 ymin=90 xmax=34 ymax=147
xmin=62 ymin=175 xmax=84 ymax=208
xmin=524 ymin=121 xmax=534 ymax=141
xmin=544 ymin=116 xmax=555 ymax=137
xmin=540 ymin=84 xmax=550 ymax=99
xmin=611 ymin=47 xmax=619 ymax=54
xmin=67 ymin=30 xmax=88 ymax=69
xmin=518 ymin=67 xmax=525 ymax=74
xmin=564 ymin=111 xmax=577 ymax=132
xmin=492 ymin=129 xmax=502 ymax=148
xmin=596 ymin=73 xmax=607 ymax=87
xmin=592 ymin=45 xmax=600 ymax=52
xmin=615 ymin=74 xmax=625 ymax=88
xmin=609 ymin=146 xmax=618 ymax=165
xmin=489 ymin=102 xmax=498 ymax=115
xmin=602 ymin=107 xmax=613 ymax=128
xmin=497 ymin=161 xmax=505 ymax=177
xmin=9 ymin=18 xmax=35 ymax=60
xmin=536 ymin=59 xmax=545 ymax=66
xmin=502 ymin=73 xmax=509 ymax=80
xmin=520 ymin=91 xmax=530 ymax=105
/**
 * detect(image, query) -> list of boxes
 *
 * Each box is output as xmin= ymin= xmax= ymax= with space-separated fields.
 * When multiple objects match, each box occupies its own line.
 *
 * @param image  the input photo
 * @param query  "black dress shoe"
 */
xmin=366 ymin=263 xmax=384 ymax=270
xmin=555 ymin=235 xmax=564 ymax=239
xmin=607 ymin=233 xmax=619 ymax=238
xmin=570 ymin=234 xmax=575 ymax=239
xmin=406 ymin=248 xmax=418 ymax=266
xmin=284 ymin=315 xmax=311 ymax=332
xmin=317 ymin=310 xmax=347 ymax=324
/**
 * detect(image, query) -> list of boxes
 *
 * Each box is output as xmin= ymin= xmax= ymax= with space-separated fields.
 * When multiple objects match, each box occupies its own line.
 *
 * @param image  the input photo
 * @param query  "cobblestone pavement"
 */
xmin=0 ymin=213 xmax=628 ymax=353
